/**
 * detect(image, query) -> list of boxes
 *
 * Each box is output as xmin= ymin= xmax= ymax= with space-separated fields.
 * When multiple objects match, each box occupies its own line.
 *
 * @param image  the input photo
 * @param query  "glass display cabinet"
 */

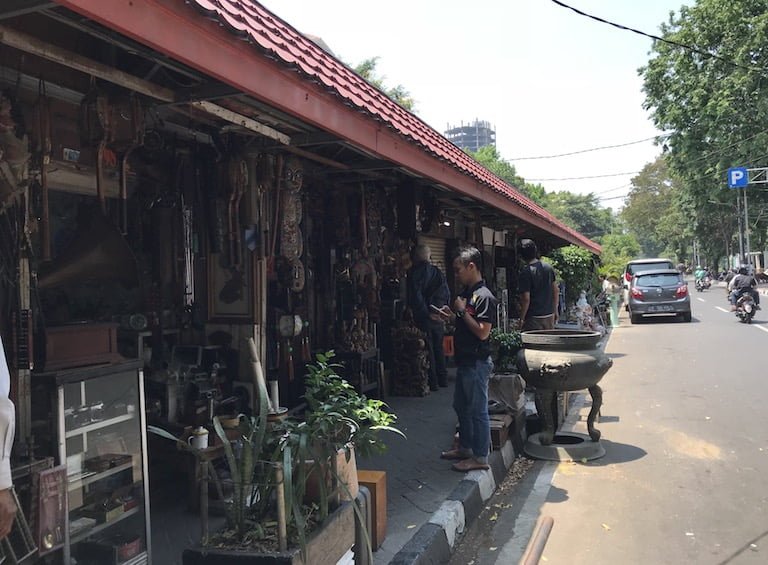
xmin=40 ymin=360 xmax=151 ymax=564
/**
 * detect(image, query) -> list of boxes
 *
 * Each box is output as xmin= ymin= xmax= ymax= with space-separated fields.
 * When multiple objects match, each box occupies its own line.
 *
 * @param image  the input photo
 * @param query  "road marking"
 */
xmin=716 ymin=306 xmax=730 ymax=313
xmin=696 ymin=297 xmax=706 ymax=302
xmin=755 ymin=325 xmax=768 ymax=334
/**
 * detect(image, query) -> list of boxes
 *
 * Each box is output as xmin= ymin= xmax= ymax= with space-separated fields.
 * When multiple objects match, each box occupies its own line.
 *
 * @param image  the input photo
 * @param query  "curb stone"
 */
xmin=388 ymin=438 xmax=522 ymax=564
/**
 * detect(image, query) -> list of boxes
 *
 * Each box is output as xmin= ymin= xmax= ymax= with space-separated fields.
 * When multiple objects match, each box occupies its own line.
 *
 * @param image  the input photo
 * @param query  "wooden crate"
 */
xmin=357 ymin=470 xmax=386 ymax=549
xmin=490 ymin=414 xmax=513 ymax=450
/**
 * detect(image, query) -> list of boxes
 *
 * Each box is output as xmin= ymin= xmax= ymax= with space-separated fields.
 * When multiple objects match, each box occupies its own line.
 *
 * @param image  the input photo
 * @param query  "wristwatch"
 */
xmin=456 ymin=309 xmax=466 ymax=319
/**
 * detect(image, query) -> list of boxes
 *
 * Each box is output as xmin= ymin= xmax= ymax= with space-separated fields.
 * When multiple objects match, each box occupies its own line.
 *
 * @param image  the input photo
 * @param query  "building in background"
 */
xmin=445 ymin=119 xmax=496 ymax=152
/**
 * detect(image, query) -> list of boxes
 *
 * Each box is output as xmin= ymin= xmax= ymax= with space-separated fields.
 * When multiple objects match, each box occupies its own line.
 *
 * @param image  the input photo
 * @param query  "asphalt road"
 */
xmin=450 ymin=283 xmax=768 ymax=564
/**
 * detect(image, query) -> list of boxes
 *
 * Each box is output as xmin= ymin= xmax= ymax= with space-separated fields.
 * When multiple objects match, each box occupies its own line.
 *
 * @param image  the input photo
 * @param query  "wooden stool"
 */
xmin=357 ymin=470 xmax=386 ymax=549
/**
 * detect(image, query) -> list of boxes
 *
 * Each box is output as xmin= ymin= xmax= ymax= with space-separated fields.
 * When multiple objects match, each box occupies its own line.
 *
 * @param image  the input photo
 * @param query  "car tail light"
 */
xmin=625 ymin=272 xmax=632 ymax=283
xmin=676 ymin=285 xmax=688 ymax=297
xmin=631 ymin=288 xmax=643 ymax=299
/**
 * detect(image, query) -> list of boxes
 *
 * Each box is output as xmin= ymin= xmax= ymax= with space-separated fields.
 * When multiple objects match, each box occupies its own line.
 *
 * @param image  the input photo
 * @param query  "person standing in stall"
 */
xmin=436 ymin=245 xmax=497 ymax=472
xmin=407 ymin=244 xmax=450 ymax=391
xmin=0 ymin=334 xmax=17 ymax=538
xmin=517 ymin=238 xmax=559 ymax=331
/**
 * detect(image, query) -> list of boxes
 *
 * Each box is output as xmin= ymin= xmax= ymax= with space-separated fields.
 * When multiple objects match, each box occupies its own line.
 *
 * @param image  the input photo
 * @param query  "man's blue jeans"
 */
xmin=453 ymin=357 xmax=493 ymax=462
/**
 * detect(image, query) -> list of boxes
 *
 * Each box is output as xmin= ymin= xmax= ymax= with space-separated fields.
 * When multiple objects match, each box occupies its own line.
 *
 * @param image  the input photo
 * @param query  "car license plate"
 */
xmin=647 ymin=305 xmax=674 ymax=312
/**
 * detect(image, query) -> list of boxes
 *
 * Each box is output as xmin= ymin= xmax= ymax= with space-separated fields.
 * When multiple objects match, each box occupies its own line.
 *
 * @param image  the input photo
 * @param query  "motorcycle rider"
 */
xmin=728 ymin=266 xmax=760 ymax=309
xmin=694 ymin=265 xmax=709 ymax=290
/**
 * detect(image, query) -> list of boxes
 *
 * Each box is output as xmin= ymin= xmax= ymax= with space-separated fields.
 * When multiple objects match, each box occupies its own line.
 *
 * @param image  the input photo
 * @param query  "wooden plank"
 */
xmin=305 ymin=500 xmax=355 ymax=565
xmin=190 ymin=100 xmax=290 ymax=145
xmin=357 ymin=470 xmax=386 ymax=549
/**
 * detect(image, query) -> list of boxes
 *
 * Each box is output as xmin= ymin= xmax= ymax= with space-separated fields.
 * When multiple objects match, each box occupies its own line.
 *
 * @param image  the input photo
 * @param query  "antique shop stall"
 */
xmin=0 ymin=2 xmax=601 ymax=563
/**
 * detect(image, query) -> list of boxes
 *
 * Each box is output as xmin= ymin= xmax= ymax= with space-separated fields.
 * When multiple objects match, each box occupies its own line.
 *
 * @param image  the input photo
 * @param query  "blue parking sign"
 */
xmin=728 ymin=167 xmax=748 ymax=188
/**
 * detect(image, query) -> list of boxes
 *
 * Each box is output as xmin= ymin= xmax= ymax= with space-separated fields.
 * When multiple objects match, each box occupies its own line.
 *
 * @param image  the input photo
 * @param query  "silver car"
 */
xmin=628 ymin=269 xmax=692 ymax=323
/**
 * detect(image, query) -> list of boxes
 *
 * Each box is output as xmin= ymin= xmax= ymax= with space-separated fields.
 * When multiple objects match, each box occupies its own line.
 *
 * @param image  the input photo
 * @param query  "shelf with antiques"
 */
xmin=35 ymin=360 xmax=151 ymax=565
xmin=334 ymin=348 xmax=380 ymax=397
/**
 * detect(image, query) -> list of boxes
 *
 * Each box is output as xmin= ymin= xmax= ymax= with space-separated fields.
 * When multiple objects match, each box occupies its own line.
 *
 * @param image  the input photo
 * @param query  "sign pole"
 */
xmin=737 ymin=192 xmax=745 ymax=265
xmin=744 ymin=187 xmax=751 ymax=267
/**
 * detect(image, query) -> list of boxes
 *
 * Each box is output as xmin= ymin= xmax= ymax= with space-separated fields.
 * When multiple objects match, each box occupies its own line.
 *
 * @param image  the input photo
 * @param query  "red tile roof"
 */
xmin=188 ymin=0 xmax=599 ymax=253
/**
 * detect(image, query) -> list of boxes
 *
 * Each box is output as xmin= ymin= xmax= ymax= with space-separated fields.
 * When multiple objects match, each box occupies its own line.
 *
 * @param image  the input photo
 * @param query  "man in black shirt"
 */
xmin=517 ymin=239 xmax=559 ymax=331
xmin=436 ymin=245 xmax=497 ymax=472
xmin=407 ymin=245 xmax=450 ymax=390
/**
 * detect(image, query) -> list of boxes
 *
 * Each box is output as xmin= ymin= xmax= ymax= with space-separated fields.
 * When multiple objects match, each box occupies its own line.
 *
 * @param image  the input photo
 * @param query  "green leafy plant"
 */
xmin=279 ymin=352 xmax=404 ymax=515
xmin=490 ymin=328 xmax=523 ymax=373
xmin=545 ymin=245 xmax=597 ymax=306
xmin=302 ymin=351 xmax=404 ymax=459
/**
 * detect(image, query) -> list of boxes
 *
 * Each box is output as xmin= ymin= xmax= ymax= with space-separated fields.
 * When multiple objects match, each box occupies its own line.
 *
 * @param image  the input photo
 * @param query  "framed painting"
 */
xmin=207 ymin=251 xmax=253 ymax=322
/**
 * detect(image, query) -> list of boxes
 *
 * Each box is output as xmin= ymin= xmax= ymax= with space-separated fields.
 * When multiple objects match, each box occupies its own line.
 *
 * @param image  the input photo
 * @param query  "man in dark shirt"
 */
xmin=436 ymin=245 xmax=497 ymax=472
xmin=517 ymin=239 xmax=559 ymax=331
xmin=407 ymin=245 xmax=450 ymax=390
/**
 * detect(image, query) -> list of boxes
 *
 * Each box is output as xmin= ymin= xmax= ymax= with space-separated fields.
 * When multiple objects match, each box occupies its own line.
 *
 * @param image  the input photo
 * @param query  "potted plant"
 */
xmin=161 ymin=350 xmax=403 ymax=565
xmin=489 ymin=327 xmax=523 ymax=374
xmin=279 ymin=351 xmax=404 ymax=520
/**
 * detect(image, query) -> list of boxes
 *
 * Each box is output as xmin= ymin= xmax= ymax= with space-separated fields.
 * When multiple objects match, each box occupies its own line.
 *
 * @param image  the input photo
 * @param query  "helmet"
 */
xmin=696 ymin=265 xmax=702 ymax=269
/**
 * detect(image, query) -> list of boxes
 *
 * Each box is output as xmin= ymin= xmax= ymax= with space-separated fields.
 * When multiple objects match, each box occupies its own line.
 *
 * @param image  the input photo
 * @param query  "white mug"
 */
xmin=188 ymin=427 xmax=209 ymax=449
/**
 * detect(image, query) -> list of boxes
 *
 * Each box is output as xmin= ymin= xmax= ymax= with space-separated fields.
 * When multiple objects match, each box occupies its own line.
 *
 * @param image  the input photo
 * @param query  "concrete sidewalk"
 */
xmin=359 ymin=371 xmax=524 ymax=564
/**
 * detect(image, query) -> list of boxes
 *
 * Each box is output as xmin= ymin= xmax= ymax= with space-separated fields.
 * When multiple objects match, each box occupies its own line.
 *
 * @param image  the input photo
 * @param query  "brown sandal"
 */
xmin=440 ymin=448 xmax=472 ymax=460
xmin=451 ymin=458 xmax=490 ymax=472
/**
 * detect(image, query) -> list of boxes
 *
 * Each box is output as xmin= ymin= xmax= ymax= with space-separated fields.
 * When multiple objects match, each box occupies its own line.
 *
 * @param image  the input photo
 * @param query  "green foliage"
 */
xmin=545 ymin=245 xmax=597 ymax=305
xmin=354 ymin=57 xmax=415 ymax=111
xmin=640 ymin=0 xmax=768 ymax=263
xmin=596 ymin=232 xmax=641 ymax=278
xmin=468 ymin=146 xmax=548 ymax=205
xmin=621 ymin=157 xmax=690 ymax=260
xmin=489 ymin=328 xmax=523 ymax=372
xmin=301 ymin=351 xmax=404 ymax=459
xmin=543 ymin=191 xmax=613 ymax=240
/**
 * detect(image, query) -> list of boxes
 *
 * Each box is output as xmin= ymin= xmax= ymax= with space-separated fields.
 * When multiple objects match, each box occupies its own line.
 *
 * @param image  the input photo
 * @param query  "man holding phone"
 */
xmin=436 ymin=246 xmax=497 ymax=472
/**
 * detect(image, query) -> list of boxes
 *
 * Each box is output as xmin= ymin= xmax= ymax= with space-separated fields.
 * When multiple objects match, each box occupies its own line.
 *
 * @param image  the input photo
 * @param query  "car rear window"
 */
xmin=628 ymin=262 xmax=674 ymax=275
xmin=635 ymin=273 xmax=682 ymax=286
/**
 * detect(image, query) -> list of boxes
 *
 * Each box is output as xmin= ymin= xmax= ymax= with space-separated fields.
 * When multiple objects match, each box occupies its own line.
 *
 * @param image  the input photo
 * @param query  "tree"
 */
xmin=468 ymin=146 xmax=547 ymax=204
xmin=596 ymin=233 xmax=642 ymax=278
xmin=354 ymin=57 xmax=415 ymax=111
xmin=543 ymin=191 xmax=613 ymax=240
xmin=545 ymin=245 xmax=598 ymax=306
xmin=621 ymin=157 xmax=690 ymax=260
xmin=640 ymin=0 xmax=768 ymax=261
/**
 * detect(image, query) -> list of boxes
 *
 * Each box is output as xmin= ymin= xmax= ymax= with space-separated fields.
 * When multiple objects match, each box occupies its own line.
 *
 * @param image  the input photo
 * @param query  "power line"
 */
xmin=529 ymin=129 xmax=768 ymax=192
xmin=527 ymin=170 xmax=641 ymax=181
xmin=549 ymin=0 xmax=767 ymax=75
xmin=508 ymin=135 xmax=666 ymax=161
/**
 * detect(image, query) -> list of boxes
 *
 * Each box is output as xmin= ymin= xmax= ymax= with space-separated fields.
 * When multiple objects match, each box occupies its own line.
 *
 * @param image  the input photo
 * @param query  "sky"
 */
xmin=260 ymin=0 xmax=688 ymax=211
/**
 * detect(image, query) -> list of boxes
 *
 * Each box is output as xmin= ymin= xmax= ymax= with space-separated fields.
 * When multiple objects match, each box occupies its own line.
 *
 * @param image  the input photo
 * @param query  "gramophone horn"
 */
xmin=37 ymin=213 xmax=139 ymax=290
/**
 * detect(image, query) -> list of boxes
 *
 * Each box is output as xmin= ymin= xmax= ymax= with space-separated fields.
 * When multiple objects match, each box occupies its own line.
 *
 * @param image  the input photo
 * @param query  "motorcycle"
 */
xmin=735 ymin=292 xmax=759 ymax=323
xmin=695 ymin=277 xmax=711 ymax=292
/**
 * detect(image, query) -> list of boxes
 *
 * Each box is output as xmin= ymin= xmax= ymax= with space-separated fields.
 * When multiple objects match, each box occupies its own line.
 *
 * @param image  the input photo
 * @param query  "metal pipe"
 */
xmin=519 ymin=515 xmax=554 ymax=565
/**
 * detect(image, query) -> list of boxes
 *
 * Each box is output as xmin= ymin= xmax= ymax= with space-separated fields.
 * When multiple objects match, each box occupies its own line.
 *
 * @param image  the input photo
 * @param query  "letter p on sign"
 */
xmin=728 ymin=167 xmax=748 ymax=188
